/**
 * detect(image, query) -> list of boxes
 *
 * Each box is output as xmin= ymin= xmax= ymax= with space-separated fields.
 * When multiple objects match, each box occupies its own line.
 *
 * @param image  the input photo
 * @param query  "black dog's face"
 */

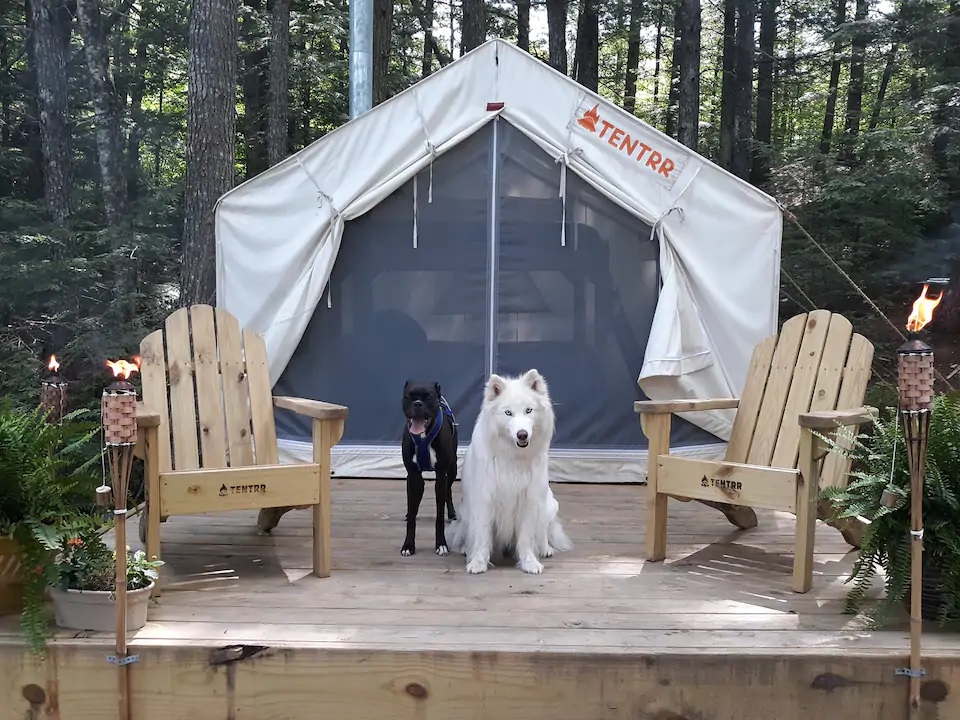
xmin=403 ymin=380 xmax=442 ymax=436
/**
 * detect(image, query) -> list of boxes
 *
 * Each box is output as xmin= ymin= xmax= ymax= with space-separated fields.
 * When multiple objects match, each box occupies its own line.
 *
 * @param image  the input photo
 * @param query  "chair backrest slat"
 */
xmin=820 ymin=333 xmax=874 ymax=487
xmin=770 ymin=309 xmax=832 ymax=469
xmin=725 ymin=335 xmax=777 ymax=464
xmin=139 ymin=305 xmax=278 ymax=472
xmin=191 ymin=305 xmax=229 ymax=469
xmin=165 ymin=307 xmax=200 ymax=471
xmin=744 ymin=313 xmax=807 ymax=466
xmin=215 ymin=308 xmax=255 ymax=468
xmin=244 ymin=328 xmax=279 ymax=465
xmin=139 ymin=330 xmax=172 ymax=473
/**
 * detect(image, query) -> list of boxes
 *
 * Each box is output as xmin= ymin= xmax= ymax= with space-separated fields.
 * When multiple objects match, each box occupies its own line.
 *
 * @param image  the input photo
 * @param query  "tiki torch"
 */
xmin=102 ymin=357 xmax=140 ymax=720
xmin=40 ymin=355 xmax=68 ymax=424
xmin=896 ymin=283 xmax=941 ymax=719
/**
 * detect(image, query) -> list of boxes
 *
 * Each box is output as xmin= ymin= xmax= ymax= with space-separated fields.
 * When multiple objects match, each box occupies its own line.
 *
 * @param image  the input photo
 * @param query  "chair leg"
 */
xmin=145 ymin=428 xmax=163 ymax=598
xmin=312 ymin=419 xmax=335 ymax=578
xmin=640 ymin=413 xmax=672 ymax=562
xmin=793 ymin=429 xmax=822 ymax=593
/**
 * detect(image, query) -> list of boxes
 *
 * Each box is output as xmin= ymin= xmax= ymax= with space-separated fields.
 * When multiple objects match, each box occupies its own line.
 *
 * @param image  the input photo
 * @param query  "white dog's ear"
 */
xmin=485 ymin=374 xmax=506 ymax=401
xmin=522 ymin=368 xmax=546 ymax=394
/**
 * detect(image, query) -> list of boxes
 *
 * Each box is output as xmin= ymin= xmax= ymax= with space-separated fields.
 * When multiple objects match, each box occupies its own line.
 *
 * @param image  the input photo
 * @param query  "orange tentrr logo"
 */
xmin=575 ymin=102 xmax=676 ymax=179
xmin=578 ymin=104 xmax=600 ymax=133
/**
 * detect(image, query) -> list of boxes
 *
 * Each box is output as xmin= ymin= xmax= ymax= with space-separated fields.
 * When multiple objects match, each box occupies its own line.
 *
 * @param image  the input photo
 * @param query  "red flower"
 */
xmin=67 ymin=538 xmax=84 ymax=547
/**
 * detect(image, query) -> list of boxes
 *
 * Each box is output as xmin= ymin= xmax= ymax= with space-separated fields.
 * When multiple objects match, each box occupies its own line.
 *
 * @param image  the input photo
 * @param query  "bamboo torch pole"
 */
xmin=102 ymin=359 xmax=140 ymax=720
xmin=897 ymin=284 xmax=941 ymax=720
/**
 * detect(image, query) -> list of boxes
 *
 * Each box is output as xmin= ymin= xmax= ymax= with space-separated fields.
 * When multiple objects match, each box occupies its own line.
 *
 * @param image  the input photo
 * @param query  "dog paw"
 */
xmin=436 ymin=544 xmax=449 ymax=556
xmin=519 ymin=557 xmax=544 ymax=575
xmin=401 ymin=543 xmax=415 ymax=556
xmin=465 ymin=557 xmax=489 ymax=574
xmin=542 ymin=544 xmax=555 ymax=558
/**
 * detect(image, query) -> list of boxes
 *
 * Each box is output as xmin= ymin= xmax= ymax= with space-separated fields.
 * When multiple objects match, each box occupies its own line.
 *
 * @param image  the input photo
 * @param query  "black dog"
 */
xmin=401 ymin=380 xmax=458 ymax=556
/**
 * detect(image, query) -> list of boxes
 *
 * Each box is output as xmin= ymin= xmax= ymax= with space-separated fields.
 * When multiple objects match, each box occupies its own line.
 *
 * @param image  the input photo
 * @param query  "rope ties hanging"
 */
xmin=554 ymin=147 xmax=583 ymax=247
xmin=295 ymin=156 xmax=341 ymax=309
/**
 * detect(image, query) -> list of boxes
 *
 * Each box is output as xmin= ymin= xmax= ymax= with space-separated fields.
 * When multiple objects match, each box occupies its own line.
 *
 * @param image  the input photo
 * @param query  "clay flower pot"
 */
xmin=50 ymin=582 xmax=154 ymax=633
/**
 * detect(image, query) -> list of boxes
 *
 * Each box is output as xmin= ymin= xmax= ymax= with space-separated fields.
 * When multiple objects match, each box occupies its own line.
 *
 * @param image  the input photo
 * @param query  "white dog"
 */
xmin=448 ymin=369 xmax=572 ymax=574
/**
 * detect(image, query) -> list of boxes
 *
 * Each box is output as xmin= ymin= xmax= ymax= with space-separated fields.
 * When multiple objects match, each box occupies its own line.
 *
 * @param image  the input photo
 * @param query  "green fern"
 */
xmin=820 ymin=394 xmax=960 ymax=627
xmin=0 ymin=400 xmax=103 ymax=657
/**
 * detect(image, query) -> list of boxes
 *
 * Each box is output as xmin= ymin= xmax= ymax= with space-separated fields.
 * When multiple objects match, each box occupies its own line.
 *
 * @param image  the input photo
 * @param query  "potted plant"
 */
xmin=49 ymin=530 xmax=162 ymax=632
xmin=0 ymin=400 xmax=101 ymax=655
xmin=819 ymin=392 xmax=960 ymax=626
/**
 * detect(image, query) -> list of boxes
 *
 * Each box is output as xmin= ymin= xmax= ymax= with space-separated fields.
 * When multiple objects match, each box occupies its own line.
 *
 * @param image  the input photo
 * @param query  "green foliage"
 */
xmin=53 ymin=531 xmax=163 ymax=593
xmin=0 ymin=401 xmax=104 ymax=656
xmin=819 ymin=394 xmax=960 ymax=626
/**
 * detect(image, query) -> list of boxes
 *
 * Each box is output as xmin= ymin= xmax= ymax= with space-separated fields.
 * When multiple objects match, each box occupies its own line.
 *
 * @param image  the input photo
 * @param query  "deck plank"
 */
xmin=0 ymin=479 xmax=929 ymax=655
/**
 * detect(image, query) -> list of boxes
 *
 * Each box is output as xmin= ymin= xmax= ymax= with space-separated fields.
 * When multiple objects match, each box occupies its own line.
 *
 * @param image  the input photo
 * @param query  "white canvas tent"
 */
xmin=214 ymin=39 xmax=783 ymax=483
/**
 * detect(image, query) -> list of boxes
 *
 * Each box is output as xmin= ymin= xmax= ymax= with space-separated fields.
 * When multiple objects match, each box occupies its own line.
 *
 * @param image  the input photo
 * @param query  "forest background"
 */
xmin=0 ymin=0 xmax=958 ymax=411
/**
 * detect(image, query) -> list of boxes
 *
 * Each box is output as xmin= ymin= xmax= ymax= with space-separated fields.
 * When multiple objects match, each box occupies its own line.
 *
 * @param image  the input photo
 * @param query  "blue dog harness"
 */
xmin=409 ymin=396 xmax=457 ymax=472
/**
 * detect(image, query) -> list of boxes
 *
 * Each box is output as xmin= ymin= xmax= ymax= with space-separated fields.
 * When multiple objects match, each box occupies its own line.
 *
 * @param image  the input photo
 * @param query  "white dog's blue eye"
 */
xmin=504 ymin=409 xmax=512 ymax=416
xmin=525 ymin=408 xmax=533 ymax=414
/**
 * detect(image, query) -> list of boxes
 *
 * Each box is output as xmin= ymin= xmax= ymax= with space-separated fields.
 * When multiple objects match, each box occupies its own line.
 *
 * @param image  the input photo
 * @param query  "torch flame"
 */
xmin=47 ymin=355 xmax=60 ymax=373
xmin=105 ymin=359 xmax=140 ymax=380
xmin=906 ymin=283 xmax=943 ymax=333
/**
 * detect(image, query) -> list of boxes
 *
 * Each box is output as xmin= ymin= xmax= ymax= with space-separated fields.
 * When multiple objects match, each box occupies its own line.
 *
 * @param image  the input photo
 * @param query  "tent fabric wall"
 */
xmin=215 ymin=39 xmax=782 ymax=482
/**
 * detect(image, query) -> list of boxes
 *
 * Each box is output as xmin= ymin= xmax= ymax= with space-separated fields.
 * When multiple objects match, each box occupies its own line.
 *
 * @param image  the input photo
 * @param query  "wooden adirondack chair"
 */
xmin=635 ymin=310 xmax=875 ymax=593
xmin=133 ymin=304 xmax=348 ymax=593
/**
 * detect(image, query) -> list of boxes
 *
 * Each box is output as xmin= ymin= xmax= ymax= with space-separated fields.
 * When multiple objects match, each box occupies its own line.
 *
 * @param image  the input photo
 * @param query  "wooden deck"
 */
xmin=3 ymin=479 xmax=959 ymax=719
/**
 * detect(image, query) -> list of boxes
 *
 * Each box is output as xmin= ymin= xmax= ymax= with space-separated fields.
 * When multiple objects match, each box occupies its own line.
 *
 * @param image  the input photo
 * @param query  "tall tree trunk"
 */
xmin=267 ymin=0 xmax=290 ymax=165
xmin=664 ymin=2 xmax=680 ymax=138
xmin=21 ymin=1 xmax=45 ymax=202
xmin=30 ymin=0 xmax=73 ymax=221
xmin=573 ymin=0 xmax=599 ymax=92
xmin=730 ymin=0 xmax=755 ymax=179
xmin=751 ymin=0 xmax=776 ymax=183
xmin=0 ymin=27 xmax=10 ymax=196
xmin=517 ymin=0 xmax=530 ymax=50
xmin=410 ymin=0 xmax=450 ymax=66
xmin=622 ymin=0 xmax=643 ymax=113
xmin=127 ymin=3 xmax=149 ymax=200
xmin=76 ymin=0 xmax=128 ymax=225
xmin=677 ymin=0 xmax=701 ymax=151
xmin=421 ymin=0 xmax=434 ymax=73
xmin=242 ymin=0 xmax=267 ymax=178
xmin=868 ymin=42 xmax=899 ymax=131
xmin=461 ymin=0 xmax=485 ymax=53
xmin=840 ymin=0 xmax=870 ymax=163
xmin=182 ymin=0 xmax=239 ymax=306
xmin=546 ymin=0 xmax=568 ymax=73
xmin=718 ymin=0 xmax=736 ymax=170
xmin=819 ymin=0 xmax=846 ymax=154
xmin=652 ymin=0 xmax=665 ymax=120
xmin=373 ymin=0 xmax=393 ymax=104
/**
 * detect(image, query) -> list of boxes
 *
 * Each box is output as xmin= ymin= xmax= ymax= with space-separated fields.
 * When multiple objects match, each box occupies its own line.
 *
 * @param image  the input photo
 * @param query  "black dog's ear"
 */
xmin=433 ymin=381 xmax=442 ymax=396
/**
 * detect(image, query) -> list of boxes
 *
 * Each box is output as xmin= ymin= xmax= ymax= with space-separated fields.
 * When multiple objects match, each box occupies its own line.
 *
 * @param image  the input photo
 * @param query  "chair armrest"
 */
xmin=136 ymin=402 xmax=162 ymax=428
xmin=798 ymin=407 xmax=877 ymax=429
xmin=273 ymin=396 xmax=349 ymax=421
xmin=634 ymin=398 xmax=740 ymax=414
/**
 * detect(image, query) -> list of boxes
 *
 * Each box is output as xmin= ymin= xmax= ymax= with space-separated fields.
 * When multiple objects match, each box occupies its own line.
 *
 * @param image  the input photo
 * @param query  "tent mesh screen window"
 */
xmin=274 ymin=119 xmax=716 ymax=451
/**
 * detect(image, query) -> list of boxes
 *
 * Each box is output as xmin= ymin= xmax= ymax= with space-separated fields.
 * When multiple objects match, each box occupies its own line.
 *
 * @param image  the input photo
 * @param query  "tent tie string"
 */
xmin=555 ymin=147 xmax=583 ymax=247
xmin=295 ymin=157 xmax=340 ymax=309
xmin=412 ymin=142 xmax=438 ymax=250
xmin=648 ymin=206 xmax=684 ymax=245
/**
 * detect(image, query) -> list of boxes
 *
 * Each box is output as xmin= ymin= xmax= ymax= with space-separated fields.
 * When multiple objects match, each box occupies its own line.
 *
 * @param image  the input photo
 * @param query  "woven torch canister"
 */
xmin=898 ymin=337 xmax=934 ymax=412
xmin=40 ymin=375 xmax=68 ymax=424
xmin=102 ymin=380 xmax=137 ymax=445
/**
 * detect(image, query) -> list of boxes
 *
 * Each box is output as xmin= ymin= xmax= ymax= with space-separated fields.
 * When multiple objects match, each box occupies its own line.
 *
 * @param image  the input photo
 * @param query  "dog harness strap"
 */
xmin=439 ymin=395 xmax=457 ymax=428
xmin=412 ymin=408 xmax=443 ymax=472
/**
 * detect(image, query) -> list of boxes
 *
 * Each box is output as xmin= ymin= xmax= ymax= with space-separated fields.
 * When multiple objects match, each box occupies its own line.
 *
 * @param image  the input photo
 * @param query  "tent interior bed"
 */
xmin=4 ymin=480 xmax=960 ymax=719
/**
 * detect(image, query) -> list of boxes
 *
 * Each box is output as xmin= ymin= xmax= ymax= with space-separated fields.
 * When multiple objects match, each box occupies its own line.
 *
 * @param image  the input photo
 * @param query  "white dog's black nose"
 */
xmin=516 ymin=430 xmax=528 ymax=442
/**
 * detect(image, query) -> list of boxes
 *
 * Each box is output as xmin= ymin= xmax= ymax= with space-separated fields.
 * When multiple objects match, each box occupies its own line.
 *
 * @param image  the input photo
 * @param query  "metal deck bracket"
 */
xmin=895 ymin=667 xmax=926 ymax=679
xmin=107 ymin=654 xmax=140 ymax=666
